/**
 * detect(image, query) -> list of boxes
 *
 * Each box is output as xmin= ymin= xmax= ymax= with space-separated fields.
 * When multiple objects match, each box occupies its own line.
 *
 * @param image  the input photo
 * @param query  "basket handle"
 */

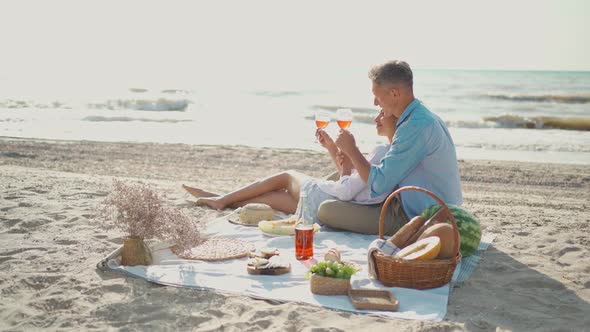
xmin=378 ymin=186 xmax=460 ymax=258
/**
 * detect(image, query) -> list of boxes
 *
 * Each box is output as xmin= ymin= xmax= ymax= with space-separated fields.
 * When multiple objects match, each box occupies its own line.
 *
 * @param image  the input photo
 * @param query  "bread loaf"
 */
xmin=403 ymin=208 xmax=448 ymax=247
xmin=324 ymin=248 xmax=341 ymax=262
xmin=388 ymin=216 xmax=426 ymax=248
xmin=239 ymin=203 xmax=275 ymax=225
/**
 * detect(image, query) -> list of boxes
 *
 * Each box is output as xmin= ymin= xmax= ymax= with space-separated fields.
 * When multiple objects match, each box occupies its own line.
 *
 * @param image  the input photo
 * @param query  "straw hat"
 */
xmin=228 ymin=203 xmax=276 ymax=226
xmin=172 ymin=237 xmax=255 ymax=261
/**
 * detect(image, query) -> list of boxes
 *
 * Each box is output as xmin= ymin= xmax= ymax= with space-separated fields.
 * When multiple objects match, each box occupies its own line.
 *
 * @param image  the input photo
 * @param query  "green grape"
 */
xmin=316 ymin=261 xmax=327 ymax=270
xmin=334 ymin=263 xmax=343 ymax=271
xmin=317 ymin=270 xmax=325 ymax=277
xmin=310 ymin=266 xmax=317 ymax=273
xmin=325 ymin=267 xmax=334 ymax=277
xmin=342 ymin=271 xmax=352 ymax=279
xmin=332 ymin=266 xmax=341 ymax=276
xmin=335 ymin=269 xmax=345 ymax=279
xmin=342 ymin=265 xmax=353 ymax=275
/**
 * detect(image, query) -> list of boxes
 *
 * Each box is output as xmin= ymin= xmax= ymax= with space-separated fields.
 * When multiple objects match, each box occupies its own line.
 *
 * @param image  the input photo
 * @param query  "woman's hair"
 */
xmin=368 ymin=60 xmax=413 ymax=90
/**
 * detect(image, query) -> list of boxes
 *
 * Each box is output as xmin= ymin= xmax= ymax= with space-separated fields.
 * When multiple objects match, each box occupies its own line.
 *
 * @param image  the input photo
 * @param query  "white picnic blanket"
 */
xmin=101 ymin=215 xmax=494 ymax=321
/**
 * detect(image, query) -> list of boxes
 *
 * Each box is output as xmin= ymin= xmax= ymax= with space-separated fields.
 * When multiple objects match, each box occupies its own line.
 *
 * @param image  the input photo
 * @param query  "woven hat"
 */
xmin=171 ymin=237 xmax=255 ymax=261
xmin=227 ymin=203 xmax=277 ymax=226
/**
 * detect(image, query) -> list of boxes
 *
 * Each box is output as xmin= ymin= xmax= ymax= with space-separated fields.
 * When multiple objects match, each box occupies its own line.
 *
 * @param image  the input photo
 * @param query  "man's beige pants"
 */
xmin=317 ymin=197 xmax=408 ymax=236
xmin=318 ymin=171 xmax=408 ymax=236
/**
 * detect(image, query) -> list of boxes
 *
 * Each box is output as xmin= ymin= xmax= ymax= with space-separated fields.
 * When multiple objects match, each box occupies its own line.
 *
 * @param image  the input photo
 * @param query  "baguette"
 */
xmin=387 ymin=216 xmax=426 ymax=248
xmin=402 ymin=208 xmax=448 ymax=247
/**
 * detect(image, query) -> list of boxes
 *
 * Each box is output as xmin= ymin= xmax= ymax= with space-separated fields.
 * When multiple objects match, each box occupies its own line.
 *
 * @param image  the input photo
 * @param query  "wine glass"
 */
xmin=314 ymin=110 xmax=330 ymax=142
xmin=336 ymin=108 xmax=353 ymax=130
xmin=315 ymin=110 xmax=330 ymax=129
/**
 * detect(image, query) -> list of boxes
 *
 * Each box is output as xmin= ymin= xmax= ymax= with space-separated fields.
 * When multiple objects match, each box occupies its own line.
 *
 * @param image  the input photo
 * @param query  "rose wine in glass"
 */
xmin=314 ymin=110 xmax=330 ymax=142
xmin=336 ymin=108 xmax=352 ymax=130
xmin=315 ymin=111 xmax=330 ymax=129
xmin=315 ymin=120 xmax=329 ymax=129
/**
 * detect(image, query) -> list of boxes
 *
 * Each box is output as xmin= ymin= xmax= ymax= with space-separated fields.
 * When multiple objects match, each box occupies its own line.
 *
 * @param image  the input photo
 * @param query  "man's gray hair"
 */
xmin=368 ymin=60 xmax=413 ymax=89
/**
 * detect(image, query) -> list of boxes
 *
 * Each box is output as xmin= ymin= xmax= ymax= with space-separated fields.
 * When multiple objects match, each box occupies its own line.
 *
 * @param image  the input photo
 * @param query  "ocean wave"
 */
xmin=483 ymin=93 xmax=590 ymax=104
xmin=313 ymin=105 xmax=377 ymax=114
xmin=87 ymin=98 xmax=189 ymax=111
xmin=253 ymin=91 xmax=303 ymax=97
xmin=1 ymin=96 xmax=189 ymax=112
xmin=129 ymin=88 xmax=190 ymax=94
xmin=0 ymin=118 xmax=25 ymax=122
xmin=82 ymin=116 xmax=192 ymax=123
xmin=483 ymin=115 xmax=590 ymax=131
xmin=456 ymin=142 xmax=590 ymax=153
xmin=0 ymin=99 xmax=71 ymax=109
xmin=306 ymin=109 xmax=590 ymax=132
xmin=445 ymin=120 xmax=495 ymax=129
xmin=161 ymin=89 xmax=190 ymax=94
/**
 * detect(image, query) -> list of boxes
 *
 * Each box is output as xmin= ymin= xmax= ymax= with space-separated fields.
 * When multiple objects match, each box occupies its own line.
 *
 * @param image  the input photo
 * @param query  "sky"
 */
xmin=0 ymin=0 xmax=588 ymax=89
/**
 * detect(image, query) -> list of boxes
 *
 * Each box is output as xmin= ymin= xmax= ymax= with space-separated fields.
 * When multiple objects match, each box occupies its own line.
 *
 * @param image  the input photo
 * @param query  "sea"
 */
xmin=1 ymin=68 xmax=589 ymax=165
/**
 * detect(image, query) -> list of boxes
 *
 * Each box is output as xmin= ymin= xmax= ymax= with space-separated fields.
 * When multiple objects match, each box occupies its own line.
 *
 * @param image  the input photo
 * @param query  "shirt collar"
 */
xmin=396 ymin=98 xmax=420 ymax=128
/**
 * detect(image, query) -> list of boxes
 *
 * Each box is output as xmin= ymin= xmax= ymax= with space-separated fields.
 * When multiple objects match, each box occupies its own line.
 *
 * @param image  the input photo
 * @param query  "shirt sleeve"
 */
xmin=367 ymin=144 xmax=388 ymax=164
xmin=368 ymin=123 xmax=430 ymax=198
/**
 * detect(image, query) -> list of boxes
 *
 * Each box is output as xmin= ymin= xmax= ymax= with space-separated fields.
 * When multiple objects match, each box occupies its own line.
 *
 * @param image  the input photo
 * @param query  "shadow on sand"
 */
xmin=447 ymin=246 xmax=590 ymax=331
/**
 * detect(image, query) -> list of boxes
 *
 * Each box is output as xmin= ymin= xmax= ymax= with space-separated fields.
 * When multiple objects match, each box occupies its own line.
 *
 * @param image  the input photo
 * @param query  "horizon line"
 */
xmin=412 ymin=66 xmax=590 ymax=73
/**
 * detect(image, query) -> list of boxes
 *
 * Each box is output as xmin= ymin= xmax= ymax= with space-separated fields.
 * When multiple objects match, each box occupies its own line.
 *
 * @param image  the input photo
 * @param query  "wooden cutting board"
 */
xmin=247 ymin=265 xmax=291 ymax=275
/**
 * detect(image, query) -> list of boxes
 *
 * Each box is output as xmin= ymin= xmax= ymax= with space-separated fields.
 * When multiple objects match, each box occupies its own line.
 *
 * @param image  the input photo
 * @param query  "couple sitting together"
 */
xmin=183 ymin=60 xmax=463 ymax=235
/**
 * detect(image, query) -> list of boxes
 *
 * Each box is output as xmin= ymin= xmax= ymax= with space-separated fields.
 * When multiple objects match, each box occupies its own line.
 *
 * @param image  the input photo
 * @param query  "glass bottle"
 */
xmin=295 ymin=193 xmax=314 ymax=260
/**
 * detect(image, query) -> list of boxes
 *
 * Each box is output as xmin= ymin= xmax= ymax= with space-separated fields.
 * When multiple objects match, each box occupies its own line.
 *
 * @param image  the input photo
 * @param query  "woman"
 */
xmin=182 ymin=110 xmax=397 ymax=223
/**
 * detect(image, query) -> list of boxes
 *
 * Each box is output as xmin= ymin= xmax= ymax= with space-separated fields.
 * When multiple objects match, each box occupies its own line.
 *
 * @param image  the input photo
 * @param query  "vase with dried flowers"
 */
xmin=98 ymin=179 xmax=201 ymax=266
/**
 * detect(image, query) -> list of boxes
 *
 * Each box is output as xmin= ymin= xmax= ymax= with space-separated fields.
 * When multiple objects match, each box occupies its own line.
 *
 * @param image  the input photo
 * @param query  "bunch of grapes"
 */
xmin=309 ymin=261 xmax=357 ymax=279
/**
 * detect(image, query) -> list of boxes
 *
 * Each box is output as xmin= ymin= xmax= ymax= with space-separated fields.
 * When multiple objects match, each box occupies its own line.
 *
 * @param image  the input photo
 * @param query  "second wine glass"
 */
xmin=336 ymin=108 xmax=352 ymax=130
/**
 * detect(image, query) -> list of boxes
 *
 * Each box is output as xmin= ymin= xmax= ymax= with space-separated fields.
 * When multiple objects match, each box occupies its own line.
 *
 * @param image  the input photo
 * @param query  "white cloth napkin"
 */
xmin=367 ymin=239 xmax=401 ymax=278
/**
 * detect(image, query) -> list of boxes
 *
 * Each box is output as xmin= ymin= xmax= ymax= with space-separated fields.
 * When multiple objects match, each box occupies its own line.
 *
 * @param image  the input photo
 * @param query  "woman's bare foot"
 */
xmin=195 ymin=197 xmax=227 ymax=210
xmin=182 ymin=184 xmax=219 ymax=198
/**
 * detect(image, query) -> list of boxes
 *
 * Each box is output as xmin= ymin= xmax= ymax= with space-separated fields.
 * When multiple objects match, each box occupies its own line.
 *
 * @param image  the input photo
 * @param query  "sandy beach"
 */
xmin=0 ymin=136 xmax=589 ymax=331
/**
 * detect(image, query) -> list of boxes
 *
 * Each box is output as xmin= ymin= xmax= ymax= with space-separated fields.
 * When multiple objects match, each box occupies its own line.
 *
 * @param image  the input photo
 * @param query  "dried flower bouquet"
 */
xmin=99 ymin=179 xmax=201 ymax=265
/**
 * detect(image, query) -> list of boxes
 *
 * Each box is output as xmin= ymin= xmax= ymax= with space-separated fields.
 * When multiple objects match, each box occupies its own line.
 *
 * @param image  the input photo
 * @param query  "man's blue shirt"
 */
xmin=368 ymin=99 xmax=463 ymax=218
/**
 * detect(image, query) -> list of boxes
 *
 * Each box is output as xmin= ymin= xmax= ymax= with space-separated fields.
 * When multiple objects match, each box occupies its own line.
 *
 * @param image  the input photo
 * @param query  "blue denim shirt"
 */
xmin=368 ymin=99 xmax=463 ymax=218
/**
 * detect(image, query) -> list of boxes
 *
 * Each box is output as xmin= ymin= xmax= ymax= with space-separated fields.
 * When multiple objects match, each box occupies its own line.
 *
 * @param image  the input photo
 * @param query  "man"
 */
xmin=318 ymin=60 xmax=462 ymax=235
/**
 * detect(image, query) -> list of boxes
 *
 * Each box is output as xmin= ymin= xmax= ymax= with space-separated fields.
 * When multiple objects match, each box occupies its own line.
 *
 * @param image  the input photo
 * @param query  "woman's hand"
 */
xmin=316 ymin=129 xmax=335 ymax=150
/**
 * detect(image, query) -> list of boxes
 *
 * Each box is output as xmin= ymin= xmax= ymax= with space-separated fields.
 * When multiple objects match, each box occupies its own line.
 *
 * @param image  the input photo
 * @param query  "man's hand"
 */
xmin=336 ymin=150 xmax=352 ymax=176
xmin=334 ymin=129 xmax=356 ymax=155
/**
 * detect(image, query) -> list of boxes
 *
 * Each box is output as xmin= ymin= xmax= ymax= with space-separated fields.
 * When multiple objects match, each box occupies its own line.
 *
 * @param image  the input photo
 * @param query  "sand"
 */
xmin=1 ymin=136 xmax=589 ymax=331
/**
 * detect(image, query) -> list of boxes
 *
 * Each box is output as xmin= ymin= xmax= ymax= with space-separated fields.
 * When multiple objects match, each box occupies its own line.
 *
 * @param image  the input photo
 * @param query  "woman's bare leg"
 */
xmin=228 ymin=190 xmax=298 ymax=213
xmin=181 ymin=184 xmax=219 ymax=198
xmin=197 ymin=170 xmax=308 ymax=211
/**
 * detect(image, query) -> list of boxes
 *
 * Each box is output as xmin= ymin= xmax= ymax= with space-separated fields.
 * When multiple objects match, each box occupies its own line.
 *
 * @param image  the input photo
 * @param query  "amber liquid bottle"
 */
xmin=295 ymin=193 xmax=314 ymax=260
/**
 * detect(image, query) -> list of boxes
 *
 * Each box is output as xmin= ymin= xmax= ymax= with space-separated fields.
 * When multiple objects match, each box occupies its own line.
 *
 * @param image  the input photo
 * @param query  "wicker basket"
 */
xmin=310 ymin=274 xmax=351 ymax=295
xmin=372 ymin=186 xmax=461 ymax=289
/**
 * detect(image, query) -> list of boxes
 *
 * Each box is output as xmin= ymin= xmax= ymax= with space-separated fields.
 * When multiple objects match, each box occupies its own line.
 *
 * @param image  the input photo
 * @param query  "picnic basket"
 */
xmin=371 ymin=186 xmax=461 ymax=289
xmin=310 ymin=274 xmax=351 ymax=295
